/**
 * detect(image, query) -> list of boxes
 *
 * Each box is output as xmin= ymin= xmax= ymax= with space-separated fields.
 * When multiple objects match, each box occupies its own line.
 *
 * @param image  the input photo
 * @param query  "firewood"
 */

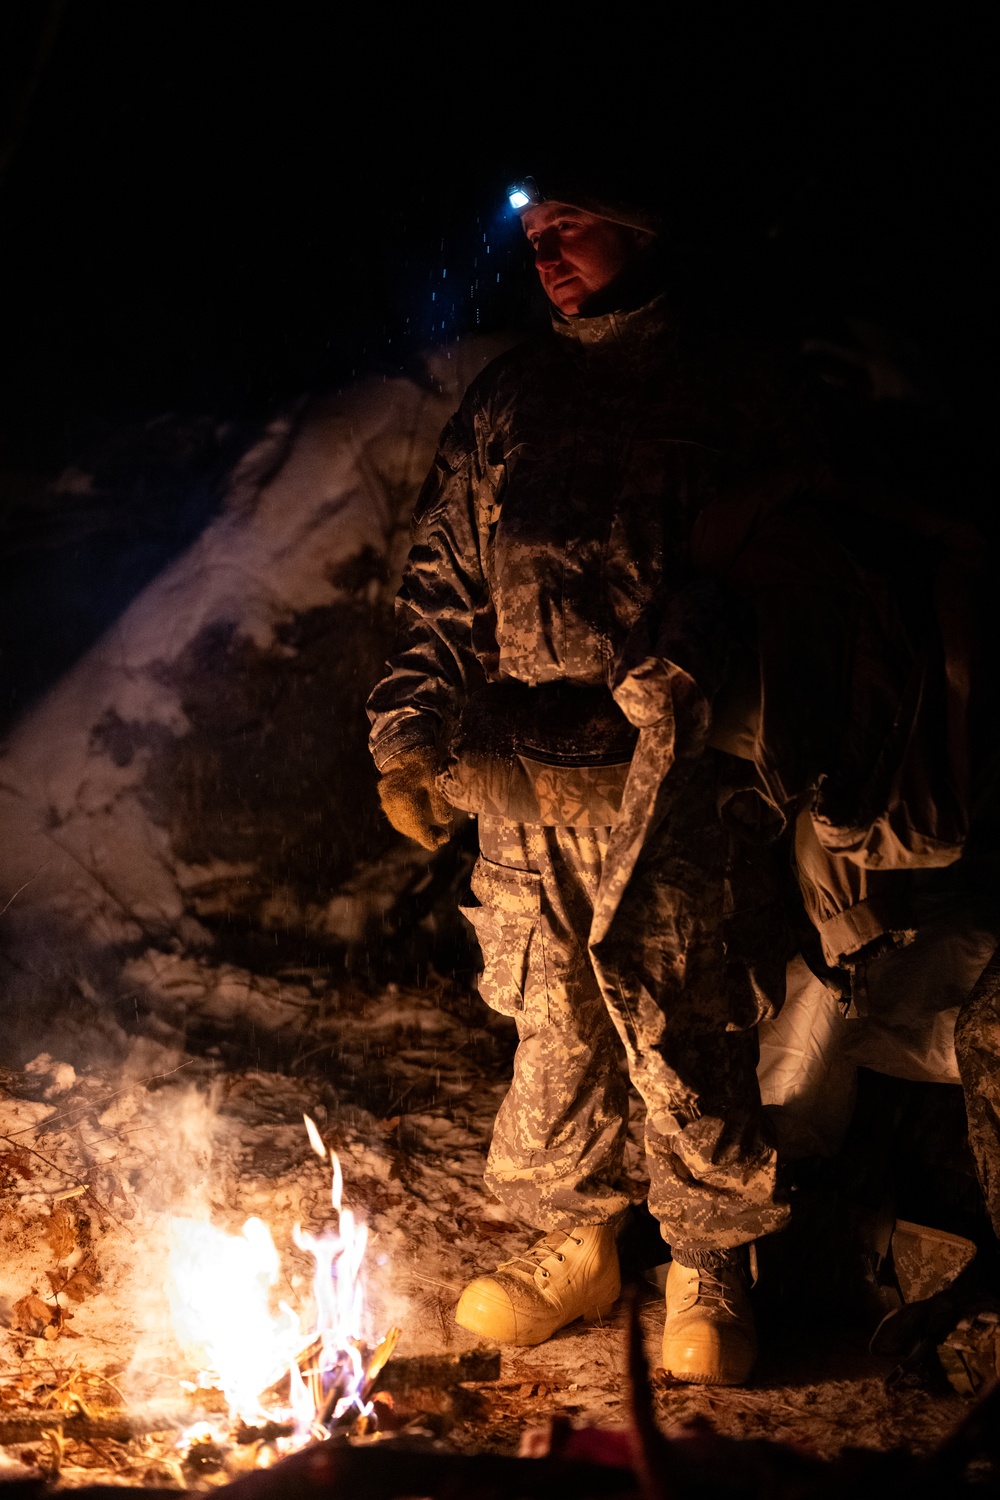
xmin=0 ymin=1487 xmax=186 ymax=1498
xmin=292 ymin=1337 xmax=498 ymax=1395
xmin=0 ymin=1352 xmax=501 ymax=1451
xmin=370 ymin=1347 xmax=500 ymax=1393
xmin=239 ymin=1345 xmax=502 ymax=1444
xmin=319 ymin=1324 xmax=402 ymax=1430
xmin=0 ymin=1409 xmax=180 ymax=1444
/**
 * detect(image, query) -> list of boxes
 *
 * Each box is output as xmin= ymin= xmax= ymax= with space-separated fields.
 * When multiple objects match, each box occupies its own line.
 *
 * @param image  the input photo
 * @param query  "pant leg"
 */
xmin=954 ymin=945 xmax=1000 ymax=1239
xmin=463 ymin=815 xmax=632 ymax=1232
xmin=590 ymin=752 xmax=790 ymax=1254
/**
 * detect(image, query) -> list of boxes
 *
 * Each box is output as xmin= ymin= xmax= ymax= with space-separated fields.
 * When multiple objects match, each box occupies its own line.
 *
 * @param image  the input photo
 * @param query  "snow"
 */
xmin=0 ymin=336 xmax=513 ymax=1063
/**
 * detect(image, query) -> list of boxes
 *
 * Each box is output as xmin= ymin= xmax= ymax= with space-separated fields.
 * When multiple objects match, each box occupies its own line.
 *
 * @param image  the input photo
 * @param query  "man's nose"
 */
xmin=533 ymin=228 xmax=562 ymax=267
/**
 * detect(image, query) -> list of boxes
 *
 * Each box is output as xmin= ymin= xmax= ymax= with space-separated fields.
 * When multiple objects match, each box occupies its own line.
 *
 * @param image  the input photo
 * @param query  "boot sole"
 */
xmin=455 ymin=1295 xmax=620 ymax=1346
xmin=582 ymin=1300 xmax=618 ymax=1324
xmin=662 ymin=1366 xmax=750 ymax=1386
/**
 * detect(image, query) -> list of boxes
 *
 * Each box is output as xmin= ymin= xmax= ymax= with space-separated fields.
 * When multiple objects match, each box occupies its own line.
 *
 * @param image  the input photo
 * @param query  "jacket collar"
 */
xmin=550 ymin=290 xmax=674 ymax=349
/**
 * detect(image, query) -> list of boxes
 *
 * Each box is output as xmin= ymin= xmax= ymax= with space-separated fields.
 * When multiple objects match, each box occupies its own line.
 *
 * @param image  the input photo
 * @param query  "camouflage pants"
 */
xmin=462 ymin=754 xmax=789 ymax=1256
xmin=955 ymin=945 xmax=1000 ymax=1239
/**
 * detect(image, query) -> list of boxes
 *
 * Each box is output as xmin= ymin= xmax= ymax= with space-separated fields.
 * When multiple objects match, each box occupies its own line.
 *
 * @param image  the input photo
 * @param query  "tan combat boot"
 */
xmin=661 ymin=1257 xmax=757 ymax=1385
xmin=455 ymin=1226 xmax=620 ymax=1346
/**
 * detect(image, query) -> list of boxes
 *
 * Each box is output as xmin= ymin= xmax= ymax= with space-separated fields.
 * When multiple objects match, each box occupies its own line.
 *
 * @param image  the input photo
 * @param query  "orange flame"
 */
xmin=167 ymin=1112 xmax=380 ymax=1451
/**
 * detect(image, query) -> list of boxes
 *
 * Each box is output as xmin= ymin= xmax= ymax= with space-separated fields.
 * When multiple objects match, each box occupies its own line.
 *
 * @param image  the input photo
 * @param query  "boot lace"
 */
xmin=691 ymin=1265 xmax=743 ymax=1317
xmin=501 ymin=1234 xmax=583 ymax=1279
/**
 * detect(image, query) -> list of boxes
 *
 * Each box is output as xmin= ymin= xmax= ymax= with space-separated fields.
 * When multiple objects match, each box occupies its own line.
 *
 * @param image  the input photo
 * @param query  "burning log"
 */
xmin=238 ymin=1346 xmax=502 ymax=1444
xmin=0 ymin=1352 xmax=501 ymax=1450
xmin=324 ymin=1323 xmax=400 ymax=1426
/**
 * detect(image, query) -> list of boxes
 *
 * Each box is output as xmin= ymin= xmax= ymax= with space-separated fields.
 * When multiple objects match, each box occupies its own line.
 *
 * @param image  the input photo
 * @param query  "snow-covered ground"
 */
xmin=0 ymin=967 xmax=967 ymax=1489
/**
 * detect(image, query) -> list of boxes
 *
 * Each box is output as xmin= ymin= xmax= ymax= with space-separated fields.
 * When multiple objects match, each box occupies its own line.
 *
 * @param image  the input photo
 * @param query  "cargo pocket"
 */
xmin=459 ymin=856 xmax=544 ymax=1019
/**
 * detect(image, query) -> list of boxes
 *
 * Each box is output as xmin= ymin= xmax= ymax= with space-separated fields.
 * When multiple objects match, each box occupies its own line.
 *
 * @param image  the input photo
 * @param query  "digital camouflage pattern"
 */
xmin=467 ymin=761 xmax=788 ymax=1252
xmin=936 ymin=1309 xmax=1000 ymax=1397
xmin=889 ymin=1220 xmax=976 ymax=1303
xmin=441 ymin=749 xmax=631 ymax=825
xmin=955 ymin=945 xmax=1000 ymax=1239
xmin=368 ymin=292 xmax=800 ymax=1252
xmin=437 ymin=678 xmax=638 ymax=824
xmin=366 ymin=293 xmax=797 ymax=772
xmin=461 ymin=816 xmax=627 ymax=1227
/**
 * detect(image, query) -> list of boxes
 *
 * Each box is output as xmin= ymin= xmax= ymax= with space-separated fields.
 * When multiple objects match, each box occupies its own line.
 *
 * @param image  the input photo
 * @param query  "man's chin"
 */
xmin=547 ymin=289 xmax=586 ymax=316
xmin=544 ymin=276 xmax=588 ymax=315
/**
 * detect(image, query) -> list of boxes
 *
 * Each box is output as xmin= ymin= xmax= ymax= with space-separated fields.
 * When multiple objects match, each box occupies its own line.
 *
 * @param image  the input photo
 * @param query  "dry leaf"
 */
xmin=0 ymin=1149 xmax=34 ymax=1182
xmin=41 ymin=1208 xmax=78 ymax=1261
xmin=47 ymin=1259 xmax=100 ymax=1304
xmin=62 ymin=1268 xmax=100 ymax=1303
xmin=10 ymin=1288 xmax=79 ymax=1340
xmin=11 ymin=1294 xmax=56 ymax=1337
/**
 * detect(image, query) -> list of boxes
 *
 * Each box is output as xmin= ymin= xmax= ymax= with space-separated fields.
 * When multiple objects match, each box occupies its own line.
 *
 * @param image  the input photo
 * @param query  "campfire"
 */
xmin=2 ymin=1039 xmax=998 ymax=1496
xmin=165 ymin=1114 xmax=400 ymax=1471
xmin=0 ymin=1054 xmax=502 ymax=1490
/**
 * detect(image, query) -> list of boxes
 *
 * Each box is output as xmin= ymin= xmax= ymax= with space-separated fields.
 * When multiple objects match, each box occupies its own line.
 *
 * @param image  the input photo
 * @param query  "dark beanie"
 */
xmin=508 ymin=163 xmax=664 ymax=236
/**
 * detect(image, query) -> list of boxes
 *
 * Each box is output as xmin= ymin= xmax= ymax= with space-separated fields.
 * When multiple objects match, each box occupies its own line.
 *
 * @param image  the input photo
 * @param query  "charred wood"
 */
xmin=370 ymin=1348 xmax=500 ymax=1393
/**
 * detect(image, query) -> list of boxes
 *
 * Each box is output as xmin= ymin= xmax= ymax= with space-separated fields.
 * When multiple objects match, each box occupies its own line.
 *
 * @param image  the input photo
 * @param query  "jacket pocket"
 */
xmin=459 ymin=856 xmax=544 ymax=1019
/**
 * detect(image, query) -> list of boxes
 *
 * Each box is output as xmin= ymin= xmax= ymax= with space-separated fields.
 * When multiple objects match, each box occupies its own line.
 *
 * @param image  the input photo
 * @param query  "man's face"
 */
xmin=521 ymin=201 xmax=653 ymax=315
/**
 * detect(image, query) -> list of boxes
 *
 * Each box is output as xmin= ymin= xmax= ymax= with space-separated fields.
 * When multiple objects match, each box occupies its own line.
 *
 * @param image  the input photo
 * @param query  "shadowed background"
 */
xmin=1 ymin=5 xmax=995 ymax=722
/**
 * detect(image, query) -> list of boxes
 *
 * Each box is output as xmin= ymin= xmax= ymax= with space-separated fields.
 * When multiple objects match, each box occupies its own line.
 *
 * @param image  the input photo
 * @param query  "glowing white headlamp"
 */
xmin=507 ymin=177 xmax=542 ymax=212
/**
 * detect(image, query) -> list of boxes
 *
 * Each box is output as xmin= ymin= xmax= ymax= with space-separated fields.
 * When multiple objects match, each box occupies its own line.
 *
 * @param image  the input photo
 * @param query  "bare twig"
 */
xmin=1 ymin=1057 xmax=195 ymax=1141
xmin=0 ymin=859 xmax=49 ymax=915
xmin=0 ymin=1130 xmax=129 ymax=1232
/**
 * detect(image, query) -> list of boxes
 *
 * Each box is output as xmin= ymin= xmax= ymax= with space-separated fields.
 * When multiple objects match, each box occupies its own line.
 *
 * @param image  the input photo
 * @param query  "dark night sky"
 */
xmin=1 ymin=5 xmax=995 ymax=461
xmin=0 ymin=3 xmax=995 ymax=727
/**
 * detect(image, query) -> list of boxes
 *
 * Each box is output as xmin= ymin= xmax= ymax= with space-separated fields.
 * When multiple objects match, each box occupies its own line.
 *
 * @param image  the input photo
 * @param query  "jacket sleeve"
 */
xmin=367 ymin=394 xmax=489 ymax=771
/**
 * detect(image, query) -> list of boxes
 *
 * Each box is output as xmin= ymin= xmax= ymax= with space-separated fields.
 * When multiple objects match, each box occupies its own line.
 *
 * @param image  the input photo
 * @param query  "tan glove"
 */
xmin=377 ymin=746 xmax=453 ymax=850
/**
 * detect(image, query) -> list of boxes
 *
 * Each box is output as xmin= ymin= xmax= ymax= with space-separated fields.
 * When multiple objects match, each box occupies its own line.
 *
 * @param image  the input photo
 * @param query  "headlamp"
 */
xmin=507 ymin=176 xmax=543 ymax=213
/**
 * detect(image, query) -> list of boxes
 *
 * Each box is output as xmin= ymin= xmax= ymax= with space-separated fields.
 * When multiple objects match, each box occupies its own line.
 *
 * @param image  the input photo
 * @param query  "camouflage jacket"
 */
xmin=367 ymin=292 xmax=806 ymax=775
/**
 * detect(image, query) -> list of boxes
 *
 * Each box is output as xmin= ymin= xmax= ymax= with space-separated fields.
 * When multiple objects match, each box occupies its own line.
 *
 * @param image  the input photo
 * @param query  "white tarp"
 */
xmin=760 ymin=916 xmax=996 ymax=1159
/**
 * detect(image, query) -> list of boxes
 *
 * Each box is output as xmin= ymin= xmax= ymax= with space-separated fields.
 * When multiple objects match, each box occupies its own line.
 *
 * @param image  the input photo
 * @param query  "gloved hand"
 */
xmin=612 ymin=587 xmax=719 ymax=749
xmin=377 ymin=746 xmax=453 ymax=850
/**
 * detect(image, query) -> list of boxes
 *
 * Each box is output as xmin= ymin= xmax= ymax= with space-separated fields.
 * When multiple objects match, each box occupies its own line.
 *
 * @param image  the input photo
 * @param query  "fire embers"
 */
xmin=167 ymin=1114 xmax=399 ymax=1473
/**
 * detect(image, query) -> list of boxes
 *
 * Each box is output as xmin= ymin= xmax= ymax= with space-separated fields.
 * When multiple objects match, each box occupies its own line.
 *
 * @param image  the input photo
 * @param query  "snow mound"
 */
xmin=0 ymin=339 xmax=511 ymax=1061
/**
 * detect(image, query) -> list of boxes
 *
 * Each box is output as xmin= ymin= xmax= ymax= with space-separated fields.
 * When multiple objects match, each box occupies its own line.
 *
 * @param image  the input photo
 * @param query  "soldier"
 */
xmin=367 ymin=170 xmax=797 ymax=1385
